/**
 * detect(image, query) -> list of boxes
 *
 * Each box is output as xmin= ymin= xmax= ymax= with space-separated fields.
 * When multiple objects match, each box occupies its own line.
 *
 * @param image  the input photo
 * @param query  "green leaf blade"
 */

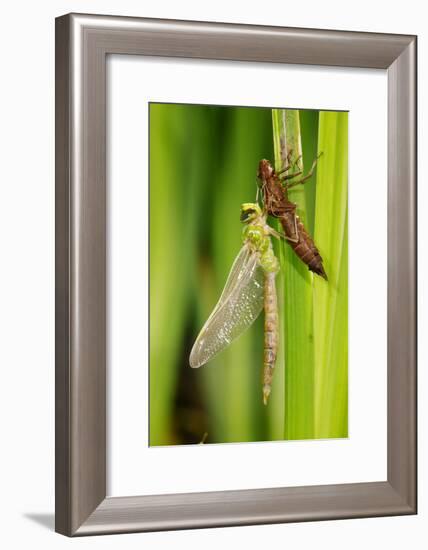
xmin=272 ymin=109 xmax=315 ymax=441
xmin=313 ymin=111 xmax=348 ymax=439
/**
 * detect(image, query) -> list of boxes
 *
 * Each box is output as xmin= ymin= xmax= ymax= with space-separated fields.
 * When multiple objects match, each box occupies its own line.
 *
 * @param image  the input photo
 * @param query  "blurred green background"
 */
xmin=149 ymin=103 xmax=348 ymax=446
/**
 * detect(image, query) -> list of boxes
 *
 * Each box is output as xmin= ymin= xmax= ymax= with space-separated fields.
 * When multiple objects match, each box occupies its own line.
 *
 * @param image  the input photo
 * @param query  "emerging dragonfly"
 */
xmin=189 ymin=203 xmax=280 ymax=405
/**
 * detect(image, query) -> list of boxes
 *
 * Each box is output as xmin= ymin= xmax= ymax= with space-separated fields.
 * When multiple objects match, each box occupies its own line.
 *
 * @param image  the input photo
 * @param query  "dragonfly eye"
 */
xmin=240 ymin=208 xmax=255 ymax=222
xmin=240 ymin=202 xmax=262 ymax=223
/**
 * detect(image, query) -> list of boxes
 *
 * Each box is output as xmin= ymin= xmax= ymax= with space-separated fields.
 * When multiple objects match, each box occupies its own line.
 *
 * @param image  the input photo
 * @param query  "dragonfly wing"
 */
xmin=189 ymin=246 xmax=265 ymax=368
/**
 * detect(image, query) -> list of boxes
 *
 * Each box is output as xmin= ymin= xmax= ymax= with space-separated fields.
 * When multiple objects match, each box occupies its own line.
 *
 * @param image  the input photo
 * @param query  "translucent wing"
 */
xmin=189 ymin=244 xmax=264 ymax=368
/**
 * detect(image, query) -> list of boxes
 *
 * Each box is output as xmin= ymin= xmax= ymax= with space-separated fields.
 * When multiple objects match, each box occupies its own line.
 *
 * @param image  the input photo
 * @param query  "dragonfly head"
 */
xmin=240 ymin=203 xmax=262 ymax=224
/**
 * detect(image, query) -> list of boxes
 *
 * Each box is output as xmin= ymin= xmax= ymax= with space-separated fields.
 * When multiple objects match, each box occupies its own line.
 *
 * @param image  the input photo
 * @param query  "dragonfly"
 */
xmin=189 ymin=203 xmax=281 ymax=405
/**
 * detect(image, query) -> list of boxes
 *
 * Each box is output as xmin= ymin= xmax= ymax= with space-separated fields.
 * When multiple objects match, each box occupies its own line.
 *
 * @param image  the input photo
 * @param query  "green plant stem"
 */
xmin=272 ymin=109 xmax=315 ymax=440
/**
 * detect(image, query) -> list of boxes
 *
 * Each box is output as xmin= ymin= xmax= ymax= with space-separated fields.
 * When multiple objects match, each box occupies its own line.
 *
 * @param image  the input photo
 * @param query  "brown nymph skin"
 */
xmin=258 ymin=159 xmax=327 ymax=280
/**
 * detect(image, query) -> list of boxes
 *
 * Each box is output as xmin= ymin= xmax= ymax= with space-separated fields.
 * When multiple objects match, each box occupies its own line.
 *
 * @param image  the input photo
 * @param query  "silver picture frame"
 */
xmin=55 ymin=13 xmax=417 ymax=536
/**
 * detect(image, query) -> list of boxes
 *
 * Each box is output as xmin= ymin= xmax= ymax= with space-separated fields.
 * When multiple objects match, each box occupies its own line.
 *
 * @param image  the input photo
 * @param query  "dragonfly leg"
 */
xmin=276 ymin=163 xmax=291 ymax=177
xmin=287 ymin=148 xmax=302 ymax=170
xmin=284 ymin=152 xmax=323 ymax=190
xmin=268 ymin=226 xmax=299 ymax=244
xmin=276 ymin=149 xmax=302 ymax=175
xmin=276 ymin=210 xmax=300 ymax=243
xmin=278 ymin=154 xmax=302 ymax=179
xmin=280 ymin=169 xmax=302 ymax=182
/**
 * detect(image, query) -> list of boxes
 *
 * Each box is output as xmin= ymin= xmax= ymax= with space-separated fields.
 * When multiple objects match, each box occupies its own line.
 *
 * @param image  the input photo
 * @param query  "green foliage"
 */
xmin=272 ymin=109 xmax=348 ymax=440
xmin=313 ymin=111 xmax=348 ymax=438
xmin=149 ymin=103 xmax=348 ymax=445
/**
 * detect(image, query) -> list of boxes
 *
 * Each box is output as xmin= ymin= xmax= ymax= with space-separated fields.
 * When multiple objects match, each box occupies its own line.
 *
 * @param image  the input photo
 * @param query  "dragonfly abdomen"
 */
xmin=263 ymin=271 xmax=278 ymax=405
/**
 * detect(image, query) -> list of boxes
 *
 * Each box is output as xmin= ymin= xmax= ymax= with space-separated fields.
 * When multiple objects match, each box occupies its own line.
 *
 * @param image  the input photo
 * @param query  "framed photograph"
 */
xmin=55 ymin=13 xmax=417 ymax=536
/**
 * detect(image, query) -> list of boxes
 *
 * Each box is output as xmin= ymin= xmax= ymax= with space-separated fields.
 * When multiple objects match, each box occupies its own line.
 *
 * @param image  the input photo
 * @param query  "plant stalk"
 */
xmin=271 ymin=109 xmax=315 ymax=440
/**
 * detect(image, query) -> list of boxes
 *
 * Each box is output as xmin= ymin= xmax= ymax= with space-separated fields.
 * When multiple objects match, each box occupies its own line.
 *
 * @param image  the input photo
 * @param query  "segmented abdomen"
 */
xmin=263 ymin=271 xmax=278 ymax=405
xmin=282 ymin=215 xmax=327 ymax=280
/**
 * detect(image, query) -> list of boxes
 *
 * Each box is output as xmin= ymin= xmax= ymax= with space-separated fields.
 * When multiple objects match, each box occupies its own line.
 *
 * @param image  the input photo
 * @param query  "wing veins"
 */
xmin=189 ymin=245 xmax=265 ymax=368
